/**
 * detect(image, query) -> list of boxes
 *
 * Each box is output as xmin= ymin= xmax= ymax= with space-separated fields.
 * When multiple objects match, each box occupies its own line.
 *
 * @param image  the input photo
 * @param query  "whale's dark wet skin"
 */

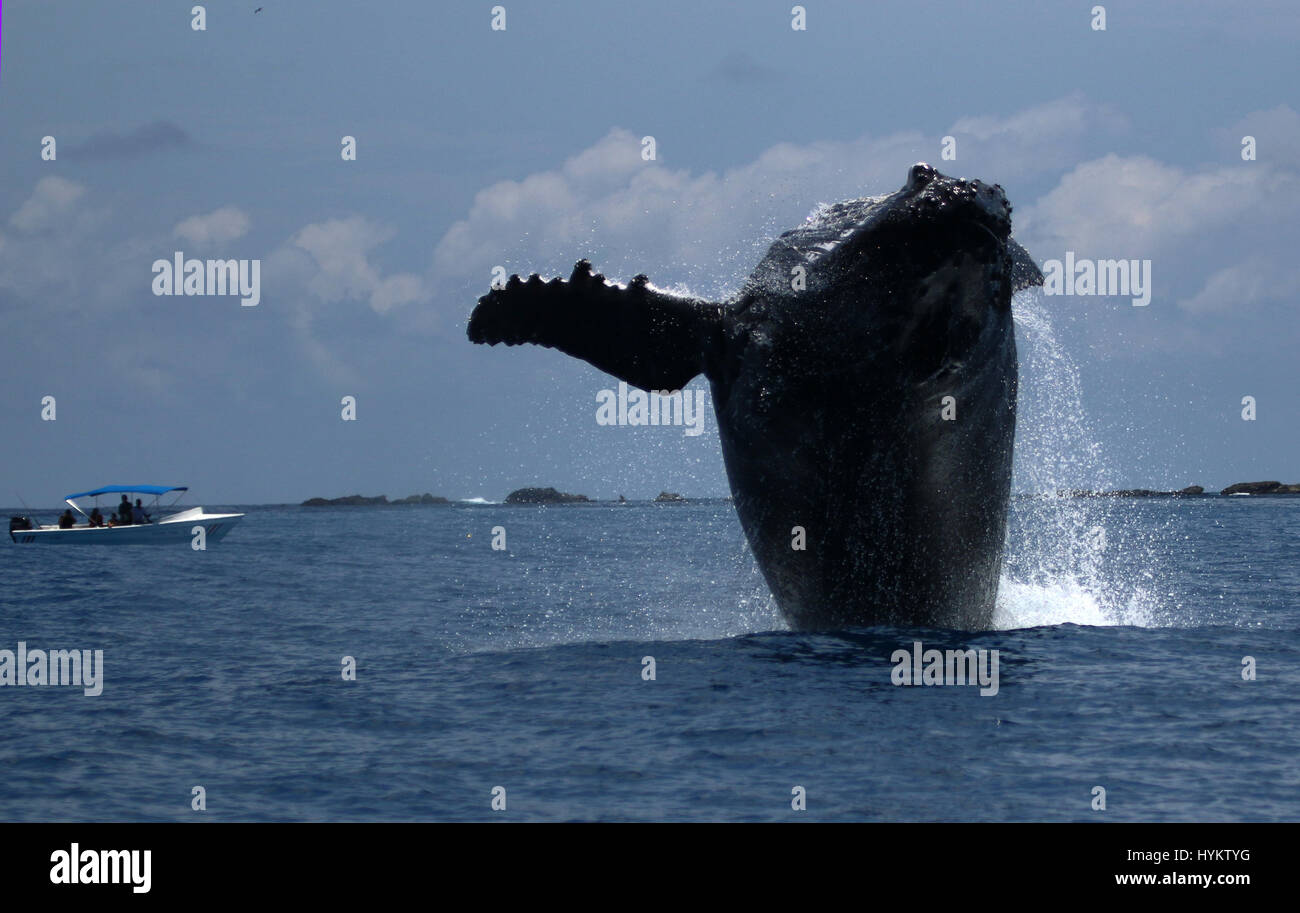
xmin=468 ymin=164 xmax=1044 ymax=630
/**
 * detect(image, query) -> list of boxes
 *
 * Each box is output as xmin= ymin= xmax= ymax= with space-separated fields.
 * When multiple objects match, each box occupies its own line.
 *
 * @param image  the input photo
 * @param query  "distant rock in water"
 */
xmin=654 ymin=491 xmax=687 ymax=502
xmin=1051 ymin=482 xmax=1300 ymax=498
xmin=302 ymin=493 xmax=450 ymax=506
xmin=392 ymin=493 xmax=451 ymax=505
xmin=302 ymin=494 xmax=388 ymax=506
xmin=1056 ymin=485 xmax=1208 ymax=498
xmin=1221 ymin=481 xmax=1300 ymax=495
xmin=504 ymin=487 xmax=591 ymax=504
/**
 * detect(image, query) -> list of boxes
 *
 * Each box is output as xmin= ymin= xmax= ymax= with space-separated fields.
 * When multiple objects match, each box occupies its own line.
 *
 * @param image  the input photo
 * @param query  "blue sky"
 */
xmin=1 ymin=0 xmax=1297 ymax=504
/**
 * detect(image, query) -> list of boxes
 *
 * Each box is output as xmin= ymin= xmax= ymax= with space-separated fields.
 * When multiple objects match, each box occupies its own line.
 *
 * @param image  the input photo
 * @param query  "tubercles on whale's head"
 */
xmin=906 ymin=162 xmax=938 ymax=190
xmin=865 ymin=163 xmax=1045 ymax=299
xmin=900 ymin=162 xmax=1014 ymax=241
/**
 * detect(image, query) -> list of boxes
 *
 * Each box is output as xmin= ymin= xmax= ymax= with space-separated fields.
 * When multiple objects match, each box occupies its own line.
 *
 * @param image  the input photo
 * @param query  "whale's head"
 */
xmin=752 ymin=163 xmax=1041 ymax=320
xmin=759 ymin=162 xmax=1043 ymax=379
xmin=730 ymin=163 xmax=1044 ymax=393
xmin=737 ymin=163 xmax=1041 ymax=386
xmin=880 ymin=162 xmax=1043 ymax=302
xmin=799 ymin=163 xmax=1040 ymax=388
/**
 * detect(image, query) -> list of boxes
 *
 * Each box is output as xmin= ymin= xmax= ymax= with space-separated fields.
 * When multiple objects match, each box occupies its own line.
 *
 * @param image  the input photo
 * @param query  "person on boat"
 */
xmin=132 ymin=499 xmax=150 ymax=524
xmin=58 ymin=509 xmax=76 ymax=529
xmin=88 ymin=507 xmax=104 ymax=527
xmin=117 ymin=494 xmax=133 ymax=525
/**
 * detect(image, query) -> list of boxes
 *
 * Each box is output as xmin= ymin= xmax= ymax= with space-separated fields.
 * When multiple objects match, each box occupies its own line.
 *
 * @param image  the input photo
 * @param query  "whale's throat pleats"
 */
xmin=467 ymin=259 xmax=725 ymax=392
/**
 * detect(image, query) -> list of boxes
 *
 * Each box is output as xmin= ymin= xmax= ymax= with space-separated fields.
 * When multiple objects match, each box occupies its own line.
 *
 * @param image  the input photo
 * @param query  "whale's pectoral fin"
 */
xmin=467 ymin=260 xmax=723 ymax=391
xmin=1008 ymin=238 xmax=1044 ymax=292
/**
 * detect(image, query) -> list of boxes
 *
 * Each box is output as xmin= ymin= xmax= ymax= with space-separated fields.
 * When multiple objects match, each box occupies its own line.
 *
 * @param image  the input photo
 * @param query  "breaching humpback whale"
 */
xmin=468 ymin=163 xmax=1043 ymax=630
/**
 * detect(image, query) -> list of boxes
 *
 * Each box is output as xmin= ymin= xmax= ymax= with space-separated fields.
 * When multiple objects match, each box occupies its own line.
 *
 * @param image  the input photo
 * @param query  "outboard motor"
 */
xmin=9 ymin=515 xmax=33 ymax=541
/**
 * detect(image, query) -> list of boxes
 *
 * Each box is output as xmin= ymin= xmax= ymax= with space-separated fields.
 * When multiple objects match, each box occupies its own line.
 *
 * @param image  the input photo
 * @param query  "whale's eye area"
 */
xmin=909 ymin=163 xmax=937 ymax=187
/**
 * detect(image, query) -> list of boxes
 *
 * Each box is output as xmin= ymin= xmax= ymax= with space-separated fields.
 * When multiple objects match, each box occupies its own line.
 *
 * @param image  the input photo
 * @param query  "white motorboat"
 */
xmin=9 ymin=485 xmax=243 ymax=545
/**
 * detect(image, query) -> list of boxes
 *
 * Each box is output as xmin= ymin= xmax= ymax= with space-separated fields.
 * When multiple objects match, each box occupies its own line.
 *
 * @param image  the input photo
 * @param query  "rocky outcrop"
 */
xmin=302 ymin=493 xmax=450 ymax=506
xmin=504 ymin=487 xmax=590 ymax=504
xmin=392 ymin=493 xmax=451 ymax=505
xmin=1057 ymin=486 xmax=1208 ymax=498
xmin=302 ymin=494 xmax=389 ymax=506
xmin=1221 ymin=481 xmax=1300 ymax=495
xmin=1050 ymin=482 xmax=1300 ymax=497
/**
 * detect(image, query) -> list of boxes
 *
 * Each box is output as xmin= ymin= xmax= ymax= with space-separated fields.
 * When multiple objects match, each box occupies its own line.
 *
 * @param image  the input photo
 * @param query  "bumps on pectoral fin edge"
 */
xmin=567 ymin=259 xmax=611 ymax=287
xmin=470 ymin=257 xmax=643 ymax=347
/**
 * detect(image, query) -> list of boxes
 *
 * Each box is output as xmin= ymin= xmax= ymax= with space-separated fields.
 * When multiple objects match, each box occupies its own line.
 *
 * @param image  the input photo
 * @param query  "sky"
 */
xmin=1 ymin=0 xmax=1297 ymax=505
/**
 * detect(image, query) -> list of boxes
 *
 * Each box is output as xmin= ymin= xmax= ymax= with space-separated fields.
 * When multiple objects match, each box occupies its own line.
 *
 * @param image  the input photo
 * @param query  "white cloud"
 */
xmin=1013 ymin=132 xmax=1300 ymax=330
xmin=287 ymin=215 xmax=427 ymax=315
xmin=0 ymin=177 xmax=122 ymax=303
xmin=1218 ymin=104 xmax=1300 ymax=167
xmin=1178 ymin=257 xmax=1300 ymax=315
xmin=370 ymin=274 xmax=426 ymax=314
xmin=431 ymin=97 xmax=1119 ymax=299
xmin=173 ymin=206 xmax=251 ymax=244
xmin=1018 ymin=154 xmax=1293 ymax=256
xmin=433 ymin=127 xmax=917 ymax=297
xmin=947 ymin=93 xmax=1127 ymax=176
xmin=9 ymin=177 xmax=85 ymax=232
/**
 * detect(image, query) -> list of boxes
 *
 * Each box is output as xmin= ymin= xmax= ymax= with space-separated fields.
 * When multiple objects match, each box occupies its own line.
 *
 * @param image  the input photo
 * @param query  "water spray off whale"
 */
xmin=469 ymin=163 xmax=1045 ymax=631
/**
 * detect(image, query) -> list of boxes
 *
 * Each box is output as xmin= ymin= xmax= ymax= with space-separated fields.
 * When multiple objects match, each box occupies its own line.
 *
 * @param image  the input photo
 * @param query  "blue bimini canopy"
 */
xmin=64 ymin=485 xmax=188 ymax=500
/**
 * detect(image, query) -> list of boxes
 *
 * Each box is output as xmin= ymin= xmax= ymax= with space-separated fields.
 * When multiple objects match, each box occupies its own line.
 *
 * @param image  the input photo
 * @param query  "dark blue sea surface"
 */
xmin=2 ymin=497 xmax=1298 ymax=821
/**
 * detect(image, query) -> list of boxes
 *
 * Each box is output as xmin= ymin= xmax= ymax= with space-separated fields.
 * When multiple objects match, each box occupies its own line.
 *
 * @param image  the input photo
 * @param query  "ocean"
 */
xmin=2 ymin=495 xmax=1298 ymax=822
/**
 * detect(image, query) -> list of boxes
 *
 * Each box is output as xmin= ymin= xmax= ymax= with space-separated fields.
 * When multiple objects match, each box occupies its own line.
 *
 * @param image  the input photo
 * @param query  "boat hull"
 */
xmin=10 ymin=510 xmax=243 ymax=545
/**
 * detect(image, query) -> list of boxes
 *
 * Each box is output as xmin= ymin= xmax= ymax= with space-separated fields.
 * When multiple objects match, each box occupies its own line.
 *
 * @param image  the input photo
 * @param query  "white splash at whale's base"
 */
xmin=993 ymin=289 xmax=1167 ymax=630
xmin=993 ymin=577 xmax=1159 ymax=629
